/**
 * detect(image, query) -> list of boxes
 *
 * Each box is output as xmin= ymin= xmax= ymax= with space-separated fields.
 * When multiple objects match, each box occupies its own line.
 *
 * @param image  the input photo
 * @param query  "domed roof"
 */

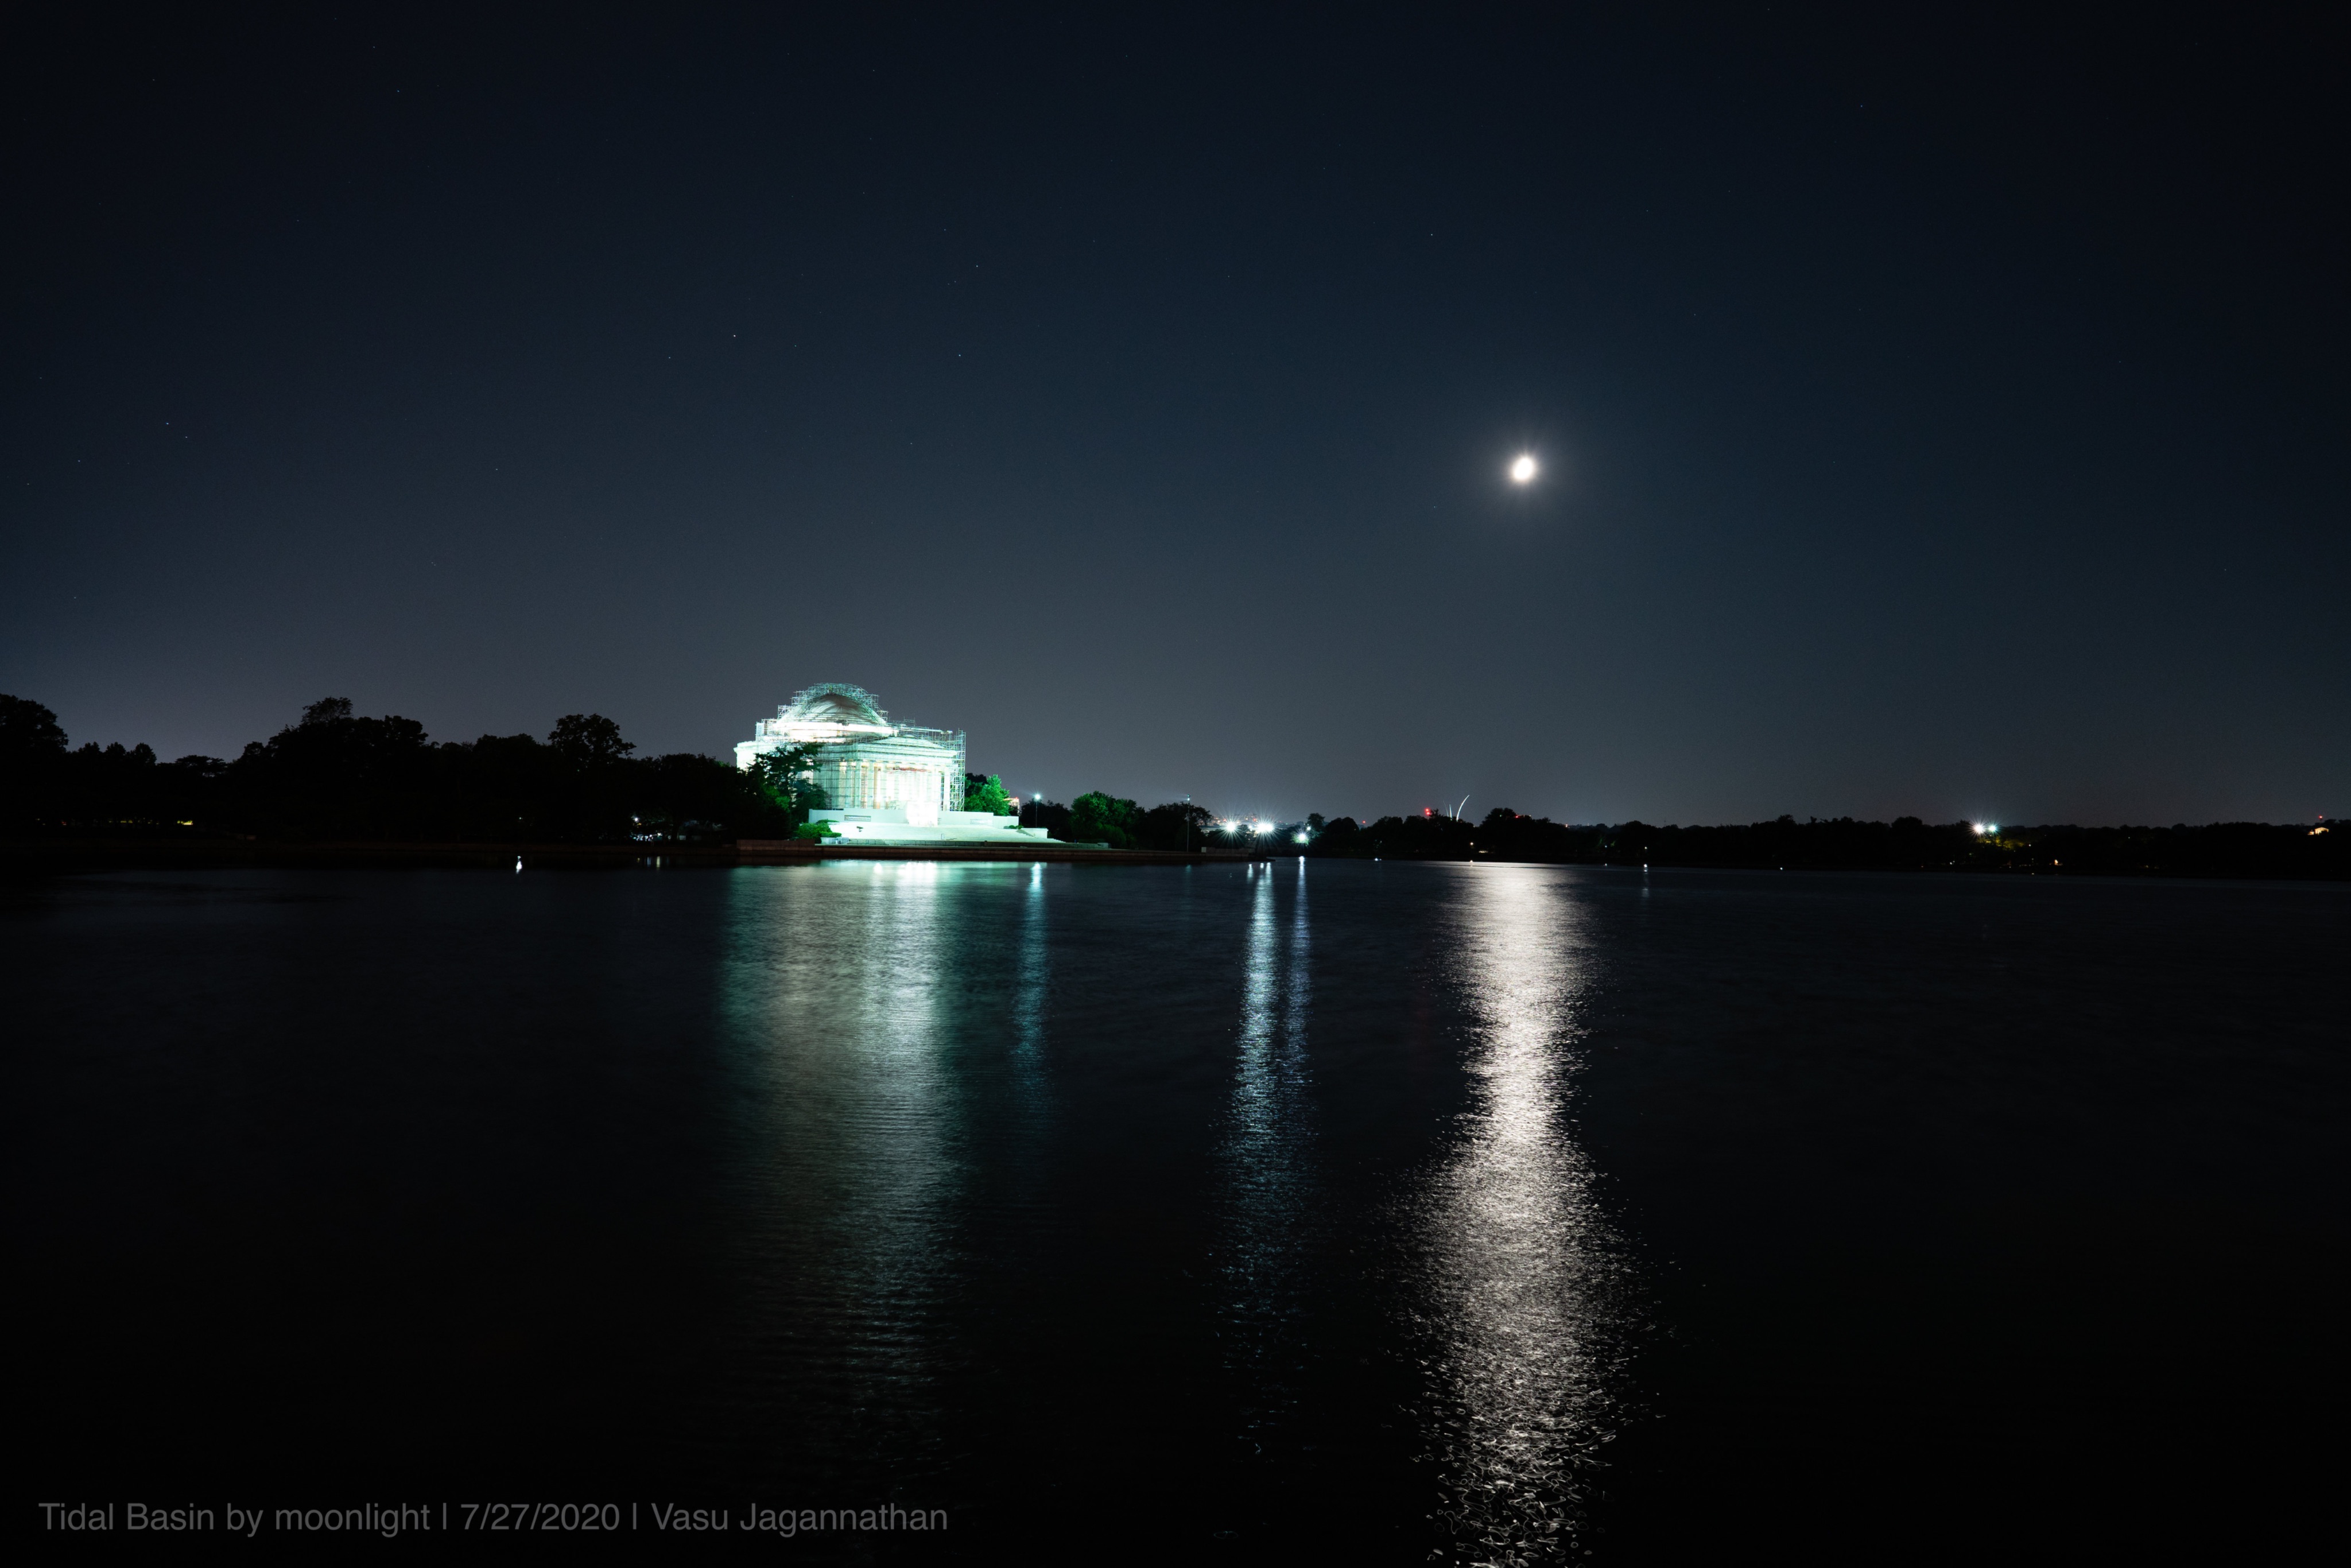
xmin=781 ymin=682 xmax=887 ymax=728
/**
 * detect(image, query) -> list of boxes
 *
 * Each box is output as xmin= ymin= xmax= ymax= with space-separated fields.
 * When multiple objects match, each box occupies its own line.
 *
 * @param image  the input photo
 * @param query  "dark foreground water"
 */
xmin=9 ymin=861 xmax=2345 ymax=1559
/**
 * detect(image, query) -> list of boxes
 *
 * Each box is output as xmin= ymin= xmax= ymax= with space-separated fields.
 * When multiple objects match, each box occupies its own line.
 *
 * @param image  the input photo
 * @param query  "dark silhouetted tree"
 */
xmin=961 ymin=773 xmax=1014 ymax=814
xmin=2 ymin=694 xmax=68 ymax=760
xmin=1067 ymin=791 xmax=1139 ymax=847
xmin=1134 ymin=800 xmax=1212 ymax=850
xmin=1 ymin=694 xmax=69 ymax=829
xmin=749 ymin=744 xmax=828 ymax=821
xmin=549 ymin=713 xmax=635 ymax=769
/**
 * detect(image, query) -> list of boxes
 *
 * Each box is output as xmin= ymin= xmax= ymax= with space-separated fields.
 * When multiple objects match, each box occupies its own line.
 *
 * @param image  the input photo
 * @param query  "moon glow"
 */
xmin=1510 ymin=454 xmax=1538 ymax=484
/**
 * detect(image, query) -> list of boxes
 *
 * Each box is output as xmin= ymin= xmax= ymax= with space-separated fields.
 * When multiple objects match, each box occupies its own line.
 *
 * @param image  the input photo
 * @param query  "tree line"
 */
xmin=6 ymin=692 xmax=2337 ymax=876
xmin=0 ymin=694 xmax=790 ymax=843
xmin=0 ymin=690 xmax=1131 ymax=849
xmin=1018 ymin=793 xmax=1219 ymax=851
xmin=1015 ymin=797 xmax=2344 ymax=876
xmin=1303 ymin=807 xmax=2346 ymax=880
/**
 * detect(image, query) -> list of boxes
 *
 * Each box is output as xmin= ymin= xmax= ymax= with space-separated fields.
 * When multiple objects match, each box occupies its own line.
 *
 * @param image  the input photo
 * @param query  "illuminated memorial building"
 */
xmin=735 ymin=683 xmax=1055 ymax=846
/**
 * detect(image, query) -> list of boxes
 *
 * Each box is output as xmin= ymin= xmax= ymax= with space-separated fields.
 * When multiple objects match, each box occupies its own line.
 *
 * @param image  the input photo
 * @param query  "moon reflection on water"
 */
xmin=1415 ymin=866 xmax=1627 ymax=1561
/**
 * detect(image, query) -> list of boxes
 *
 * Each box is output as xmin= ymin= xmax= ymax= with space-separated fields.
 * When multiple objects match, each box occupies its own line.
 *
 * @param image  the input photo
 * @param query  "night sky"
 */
xmin=6 ymin=8 xmax=2344 ymax=825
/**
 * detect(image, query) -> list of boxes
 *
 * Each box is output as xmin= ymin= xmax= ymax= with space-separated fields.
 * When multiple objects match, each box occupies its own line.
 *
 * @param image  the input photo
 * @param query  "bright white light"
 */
xmin=1293 ymin=832 xmax=1309 ymax=844
xmin=1510 ymin=454 xmax=1538 ymax=484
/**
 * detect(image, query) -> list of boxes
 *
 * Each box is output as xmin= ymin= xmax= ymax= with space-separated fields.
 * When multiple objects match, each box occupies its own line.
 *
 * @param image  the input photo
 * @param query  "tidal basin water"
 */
xmin=10 ymin=861 xmax=2345 ymax=1557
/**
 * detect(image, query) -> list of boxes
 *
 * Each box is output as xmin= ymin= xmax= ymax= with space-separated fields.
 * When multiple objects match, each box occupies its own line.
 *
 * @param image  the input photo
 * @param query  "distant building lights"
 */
xmin=1293 ymin=831 xmax=1309 ymax=844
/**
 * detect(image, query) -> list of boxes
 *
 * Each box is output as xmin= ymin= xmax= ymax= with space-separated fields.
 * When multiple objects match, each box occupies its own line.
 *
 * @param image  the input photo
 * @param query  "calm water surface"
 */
xmin=9 ymin=861 xmax=2344 ymax=1558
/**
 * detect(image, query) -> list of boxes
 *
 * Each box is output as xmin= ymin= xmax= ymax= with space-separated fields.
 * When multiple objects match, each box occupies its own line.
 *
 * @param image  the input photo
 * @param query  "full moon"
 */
xmin=1510 ymin=454 xmax=1538 ymax=484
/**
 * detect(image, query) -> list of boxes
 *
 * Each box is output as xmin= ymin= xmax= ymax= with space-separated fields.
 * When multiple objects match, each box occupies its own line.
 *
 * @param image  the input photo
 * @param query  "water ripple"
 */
xmin=1414 ymin=867 xmax=1627 ymax=1563
xmin=1220 ymin=861 xmax=1317 ymax=1439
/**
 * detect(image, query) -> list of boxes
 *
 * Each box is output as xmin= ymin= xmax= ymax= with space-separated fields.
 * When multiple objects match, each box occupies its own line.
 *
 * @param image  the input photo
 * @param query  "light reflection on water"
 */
xmin=1006 ymin=861 xmax=1052 ymax=1214
xmin=1220 ymin=861 xmax=1317 ymax=1443
xmin=716 ymin=861 xmax=973 ymax=1481
xmin=17 ymin=860 xmax=2336 ymax=1550
xmin=1418 ymin=865 xmax=1624 ymax=1562
xmin=1016 ymin=863 xmax=1049 ymax=1062
xmin=715 ymin=857 xmax=1624 ymax=1536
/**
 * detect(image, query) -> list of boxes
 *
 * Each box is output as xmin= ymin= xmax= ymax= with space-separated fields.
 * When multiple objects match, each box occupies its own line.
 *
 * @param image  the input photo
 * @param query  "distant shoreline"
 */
xmin=3 ymin=837 xmax=2343 ymax=884
xmin=0 ymin=838 xmax=1269 ymax=871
